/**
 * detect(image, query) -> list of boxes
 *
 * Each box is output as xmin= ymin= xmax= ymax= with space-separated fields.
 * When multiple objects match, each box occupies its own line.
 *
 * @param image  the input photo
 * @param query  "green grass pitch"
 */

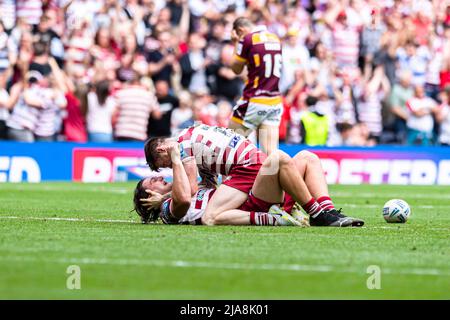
xmin=0 ymin=183 xmax=448 ymax=299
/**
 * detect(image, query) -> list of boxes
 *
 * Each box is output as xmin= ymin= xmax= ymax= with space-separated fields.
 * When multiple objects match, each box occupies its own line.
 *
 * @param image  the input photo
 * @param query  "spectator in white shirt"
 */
xmin=309 ymin=42 xmax=335 ymax=90
xmin=33 ymin=75 xmax=67 ymax=142
xmin=357 ymin=68 xmax=391 ymax=141
xmin=170 ymin=90 xmax=193 ymax=136
xmin=0 ymin=69 xmax=11 ymax=140
xmin=435 ymin=87 xmax=450 ymax=146
xmin=405 ymin=85 xmax=438 ymax=146
xmin=86 ymin=80 xmax=117 ymax=143
xmin=6 ymin=72 xmax=44 ymax=142
xmin=396 ymin=40 xmax=431 ymax=86
xmin=280 ymin=28 xmax=310 ymax=94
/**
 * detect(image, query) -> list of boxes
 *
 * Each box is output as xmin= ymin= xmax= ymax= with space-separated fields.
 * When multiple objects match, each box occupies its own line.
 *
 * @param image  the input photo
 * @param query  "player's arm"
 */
xmin=231 ymin=56 xmax=246 ymax=75
xmin=176 ymin=135 xmax=199 ymax=196
xmin=168 ymin=145 xmax=192 ymax=219
xmin=182 ymin=157 xmax=199 ymax=196
xmin=230 ymin=31 xmax=247 ymax=75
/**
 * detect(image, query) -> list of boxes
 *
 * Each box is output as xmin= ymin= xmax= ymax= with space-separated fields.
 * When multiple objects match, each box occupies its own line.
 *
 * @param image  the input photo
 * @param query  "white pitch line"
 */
xmin=343 ymin=204 xmax=450 ymax=209
xmin=0 ymin=216 xmax=136 ymax=224
xmin=1 ymin=216 xmax=449 ymax=232
xmin=332 ymin=192 xmax=450 ymax=200
xmin=0 ymin=185 xmax=131 ymax=194
xmin=370 ymin=226 xmax=450 ymax=231
xmin=0 ymin=255 xmax=448 ymax=276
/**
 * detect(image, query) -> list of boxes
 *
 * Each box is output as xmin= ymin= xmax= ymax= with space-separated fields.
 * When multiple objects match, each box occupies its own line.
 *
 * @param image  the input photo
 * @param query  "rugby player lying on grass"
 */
xmin=134 ymin=143 xmax=364 ymax=227
xmin=144 ymin=124 xmax=359 ymax=227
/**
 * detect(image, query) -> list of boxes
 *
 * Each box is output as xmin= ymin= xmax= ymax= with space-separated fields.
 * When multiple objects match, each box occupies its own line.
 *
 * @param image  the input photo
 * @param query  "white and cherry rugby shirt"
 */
xmin=176 ymin=124 xmax=260 ymax=176
xmin=160 ymin=187 xmax=216 ymax=225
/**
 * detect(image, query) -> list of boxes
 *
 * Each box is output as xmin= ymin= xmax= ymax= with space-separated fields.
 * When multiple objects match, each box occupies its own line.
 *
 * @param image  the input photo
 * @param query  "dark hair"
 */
xmin=306 ymin=95 xmax=319 ymax=107
xmin=95 ymin=80 xmax=110 ymax=106
xmin=94 ymin=27 xmax=110 ymax=46
xmin=336 ymin=122 xmax=353 ymax=133
xmin=33 ymin=41 xmax=49 ymax=56
xmin=312 ymin=41 xmax=324 ymax=57
xmin=133 ymin=179 xmax=160 ymax=224
xmin=232 ymin=17 xmax=252 ymax=31
xmin=144 ymin=137 xmax=166 ymax=171
xmin=198 ymin=166 xmax=218 ymax=189
xmin=122 ymin=34 xmax=138 ymax=55
xmin=405 ymin=39 xmax=417 ymax=47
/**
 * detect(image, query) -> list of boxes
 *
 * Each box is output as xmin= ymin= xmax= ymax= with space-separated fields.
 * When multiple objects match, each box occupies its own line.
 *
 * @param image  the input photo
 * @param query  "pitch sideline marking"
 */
xmin=0 ymin=216 xmax=135 ymax=224
xmin=344 ymin=204 xmax=449 ymax=209
xmin=0 ymin=255 xmax=448 ymax=277
xmin=332 ymin=192 xmax=450 ymax=200
xmin=1 ymin=185 xmax=130 ymax=194
xmin=1 ymin=216 xmax=448 ymax=231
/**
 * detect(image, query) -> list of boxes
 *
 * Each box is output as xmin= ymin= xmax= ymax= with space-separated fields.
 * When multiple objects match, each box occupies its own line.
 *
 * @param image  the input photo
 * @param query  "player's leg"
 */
xmin=229 ymin=100 xmax=254 ymax=137
xmin=258 ymin=124 xmax=279 ymax=156
xmin=293 ymin=151 xmax=330 ymax=198
xmin=292 ymin=150 xmax=365 ymax=227
xmin=229 ymin=119 xmax=252 ymax=137
xmin=230 ymin=100 xmax=280 ymax=155
xmin=257 ymin=102 xmax=283 ymax=155
xmin=249 ymin=150 xmax=324 ymax=218
xmin=245 ymin=150 xmax=355 ymax=226
xmin=201 ymin=150 xmax=315 ymax=226
xmin=212 ymin=208 xmax=301 ymax=226
xmin=213 ymin=209 xmax=250 ymax=225
xmin=251 ymin=150 xmax=309 ymax=204
xmin=209 ymin=152 xmax=303 ymax=226
xmin=201 ymin=184 xmax=249 ymax=225
xmin=202 ymin=149 xmax=266 ymax=226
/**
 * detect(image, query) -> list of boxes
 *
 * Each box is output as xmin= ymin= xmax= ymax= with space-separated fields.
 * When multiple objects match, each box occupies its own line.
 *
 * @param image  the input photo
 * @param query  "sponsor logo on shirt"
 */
xmin=229 ymin=135 xmax=241 ymax=148
xmin=197 ymin=188 xmax=207 ymax=201
xmin=180 ymin=144 xmax=186 ymax=159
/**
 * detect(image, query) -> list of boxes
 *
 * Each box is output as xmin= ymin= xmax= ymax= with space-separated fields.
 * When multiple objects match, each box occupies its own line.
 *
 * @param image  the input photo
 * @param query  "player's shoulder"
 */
xmin=264 ymin=30 xmax=280 ymax=42
xmin=177 ymin=125 xmax=200 ymax=142
xmin=253 ymin=27 xmax=280 ymax=42
xmin=159 ymin=198 xmax=179 ymax=225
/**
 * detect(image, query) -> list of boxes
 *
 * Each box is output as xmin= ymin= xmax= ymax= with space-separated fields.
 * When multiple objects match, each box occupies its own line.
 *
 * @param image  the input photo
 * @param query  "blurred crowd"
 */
xmin=0 ymin=0 xmax=450 ymax=146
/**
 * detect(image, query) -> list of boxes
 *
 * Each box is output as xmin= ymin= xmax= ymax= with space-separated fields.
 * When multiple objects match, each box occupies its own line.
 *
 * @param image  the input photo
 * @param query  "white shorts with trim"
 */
xmin=231 ymin=99 xmax=283 ymax=130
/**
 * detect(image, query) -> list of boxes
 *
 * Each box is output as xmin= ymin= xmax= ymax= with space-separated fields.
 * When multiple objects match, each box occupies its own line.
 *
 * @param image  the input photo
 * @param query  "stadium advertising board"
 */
xmin=1 ymin=142 xmax=449 ymax=185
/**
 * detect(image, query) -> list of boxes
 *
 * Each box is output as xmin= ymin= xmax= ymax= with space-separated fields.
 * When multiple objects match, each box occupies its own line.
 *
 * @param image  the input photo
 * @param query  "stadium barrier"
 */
xmin=0 ymin=142 xmax=449 ymax=185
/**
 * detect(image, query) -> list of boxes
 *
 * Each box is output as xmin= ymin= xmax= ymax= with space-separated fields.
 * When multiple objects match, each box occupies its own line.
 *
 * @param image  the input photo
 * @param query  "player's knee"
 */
xmin=201 ymin=215 xmax=215 ymax=226
xmin=275 ymin=150 xmax=294 ymax=168
xmin=260 ymin=150 xmax=293 ymax=175
xmin=210 ymin=215 xmax=225 ymax=225
xmin=201 ymin=213 xmax=220 ymax=226
xmin=267 ymin=150 xmax=288 ymax=164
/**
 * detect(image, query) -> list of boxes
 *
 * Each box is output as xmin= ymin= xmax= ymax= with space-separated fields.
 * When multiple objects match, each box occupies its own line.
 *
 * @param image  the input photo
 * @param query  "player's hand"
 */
xmin=167 ymin=143 xmax=181 ymax=163
xmin=140 ymin=190 xmax=164 ymax=210
xmin=231 ymin=29 xmax=241 ymax=43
